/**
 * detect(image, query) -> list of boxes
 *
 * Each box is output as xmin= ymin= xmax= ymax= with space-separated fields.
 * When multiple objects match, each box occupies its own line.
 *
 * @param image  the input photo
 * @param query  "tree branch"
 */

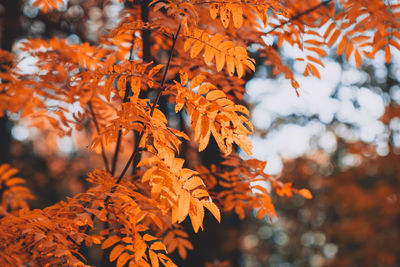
xmin=114 ymin=24 xmax=182 ymax=188
xmin=265 ymin=0 xmax=332 ymax=35
xmin=110 ymin=34 xmax=137 ymax=176
xmin=88 ymin=101 xmax=110 ymax=173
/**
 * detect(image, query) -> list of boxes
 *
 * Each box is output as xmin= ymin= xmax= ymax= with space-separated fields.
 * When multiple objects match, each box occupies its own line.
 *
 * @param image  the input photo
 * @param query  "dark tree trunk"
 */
xmin=0 ymin=0 xmax=23 ymax=164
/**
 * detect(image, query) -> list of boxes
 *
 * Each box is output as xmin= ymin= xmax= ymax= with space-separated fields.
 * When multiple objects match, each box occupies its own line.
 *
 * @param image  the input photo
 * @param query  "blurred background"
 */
xmin=1 ymin=0 xmax=399 ymax=266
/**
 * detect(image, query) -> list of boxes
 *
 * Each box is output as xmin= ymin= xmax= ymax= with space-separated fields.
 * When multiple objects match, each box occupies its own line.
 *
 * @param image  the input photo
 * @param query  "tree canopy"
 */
xmin=0 ymin=0 xmax=399 ymax=266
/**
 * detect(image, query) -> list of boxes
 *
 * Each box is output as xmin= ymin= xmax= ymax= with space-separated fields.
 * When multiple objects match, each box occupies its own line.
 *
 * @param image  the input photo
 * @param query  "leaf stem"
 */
xmin=88 ymin=101 xmax=110 ymax=173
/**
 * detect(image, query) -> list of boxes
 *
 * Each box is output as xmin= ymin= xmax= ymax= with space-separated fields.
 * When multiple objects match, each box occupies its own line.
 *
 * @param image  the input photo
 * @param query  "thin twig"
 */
xmin=110 ymin=34 xmax=137 ymax=176
xmin=265 ymin=0 xmax=332 ymax=35
xmin=101 ymin=24 xmax=181 ymax=206
xmin=88 ymin=101 xmax=110 ymax=173
xmin=150 ymin=24 xmax=181 ymax=116
xmin=113 ymin=24 xmax=182 ymax=189
xmin=131 ymin=0 xmax=152 ymax=175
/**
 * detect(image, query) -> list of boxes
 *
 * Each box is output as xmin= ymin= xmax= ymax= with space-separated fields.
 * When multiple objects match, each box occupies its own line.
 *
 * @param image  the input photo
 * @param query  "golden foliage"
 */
xmin=0 ymin=0 xmax=398 ymax=265
xmin=173 ymin=72 xmax=253 ymax=155
xmin=0 ymin=164 xmax=34 ymax=215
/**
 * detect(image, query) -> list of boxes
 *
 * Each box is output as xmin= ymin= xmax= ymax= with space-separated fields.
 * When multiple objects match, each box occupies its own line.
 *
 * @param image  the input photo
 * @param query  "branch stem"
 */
xmin=88 ymin=101 xmax=110 ymax=173
xmin=110 ymin=33 xmax=137 ymax=176
xmin=108 ymin=23 xmax=181 ymax=198
xmin=266 ymin=0 xmax=332 ymax=35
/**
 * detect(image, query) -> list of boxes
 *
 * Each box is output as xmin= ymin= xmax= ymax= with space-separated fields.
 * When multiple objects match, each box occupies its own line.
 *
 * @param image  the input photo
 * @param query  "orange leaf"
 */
xmin=298 ymin=189 xmax=312 ymax=199
xmin=198 ymin=83 xmax=216 ymax=95
xmin=102 ymin=236 xmax=121 ymax=249
xmin=345 ymin=41 xmax=354 ymax=60
xmin=230 ymin=4 xmax=243 ymax=29
xmin=177 ymin=191 xmax=191 ymax=223
xmin=110 ymin=244 xmax=125 ymax=262
xmin=220 ymin=5 xmax=230 ymax=28
xmin=307 ymin=63 xmax=320 ymax=79
xmin=327 ymin=29 xmax=340 ymax=47
xmin=150 ymin=241 xmax=167 ymax=251
xmin=209 ymin=3 xmax=219 ymax=19
xmin=355 ymin=49 xmax=362 ymax=68
xmin=190 ymin=40 xmax=205 ymax=58
xmin=306 ymin=46 xmax=327 ymax=57
xmin=179 ymin=71 xmax=188 ymax=86
xmin=385 ymin=45 xmax=391 ymax=64
xmin=116 ymin=252 xmax=130 ymax=267
xmin=189 ymin=75 xmax=205 ymax=89
xmin=337 ymin=36 xmax=348 ymax=55
xmin=148 ymin=64 xmax=164 ymax=78
xmin=143 ymin=234 xmax=158 ymax=242
xmin=149 ymin=250 xmax=159 ymax=267
xmin=201 ymin=200 xmax=221 ymax=222
xmin=183 ymin=176 xmax=205 ymax=191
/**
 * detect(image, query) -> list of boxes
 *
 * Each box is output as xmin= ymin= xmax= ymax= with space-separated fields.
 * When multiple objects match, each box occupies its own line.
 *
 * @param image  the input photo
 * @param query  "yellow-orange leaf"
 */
xmin=110 ymin=244 xmax=125 ymax=262
xmin=220 ymin=5 xmax=230 ymax=28
xmin=201 ymin=200 xmax=221 ymax=222
xmin=306 ymin=46 xmax=327 ymax=57
xmin=209 ymin=3 xmax=219 ymax=20
xmin=102 ymin=236 xmax=121 ymax=249
xmin=355 ymin=49 xmax=362 ymax=68
xmin=183 ymin=177 xmax=204 ymax=191
xmin=226 ymin=55 xmax=235 ymax=76
xmin=306 ymin=55 xmax=324 ymax=67
xmin=5 ymin=178 xmax=26 ymax=186
xmin=230 ymin=4 xmax=243 ymax=29
xmin=150 ymin=241 xmax=167 ymax=251
xmin=143 ymin=234 xmax=158 ymax=242
xmin=199 ymin=116 xmax=211 ymax=151
xmin=345 ymin=41 xmax=354 ymax=60
xmin=116 ymin=252 xmax=130 ymax=267
xmin=327 ymin=29 xmax=340 ymax=47
xmin=179 ymin=70 xmax=188 ymax=86
xmin=385 ymin=45 xmax=391 ymax=63
xmin=337 ymin=36 xmax=348 ymax=55
xmin=190 ymin=40 xmax=205 ymax=58
xmin=134 ymin=240 xmax=147 ymax=261
xmin=307 ymin=63 xmax=320 ymax=79
xmin=148 ymin=64 xmax=164 ymax=79
xmin=215 ymin=51 xmax=225 ymax=71
xmin=197 ymin=83 xmax=216 ymax=95
xmin=206 ymin=90 xmax=225 ymax=101
xmin=149 ymin=250 xmax=159 ymax=267
xmin=298 ymin=189 xmax=312 ymax=199
xmin=177 ymin=191 xmax=190 ymax=223
xmin=189 ymin=74 xmax=205 ymax=89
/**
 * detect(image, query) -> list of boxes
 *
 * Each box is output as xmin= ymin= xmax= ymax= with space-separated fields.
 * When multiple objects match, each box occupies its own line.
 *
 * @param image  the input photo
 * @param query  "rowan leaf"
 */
xmin=183 ymin=177 xmax=204 ymax=191
xmin=116 ymin=252 xmax=130 ymax=267
xmin=201 ymin=200 xmax=221 ymax=222
xmin=102 ymin=236 xmax=121 ymax=249
xmin=230 ymin=4 xmax=243 ymax=29
xmin=298 ymin=189 xmax=312 ymax=199
xmin=150 ymin=242 xmax=167 ymax=251
xmin=189 ymin=75 xmax=205 ymax=89
xmin=149 ymin=250 xmax=159 ymax=267
xmin=110 ymin=244 xmax=125 ymax=262
xmin=179 ymin=70 xmax=188 ymax=86
xmin=385 ymin=45 xmax=391 ymax=64
xmin=355 ymin=49 xmax=362 ymax=68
